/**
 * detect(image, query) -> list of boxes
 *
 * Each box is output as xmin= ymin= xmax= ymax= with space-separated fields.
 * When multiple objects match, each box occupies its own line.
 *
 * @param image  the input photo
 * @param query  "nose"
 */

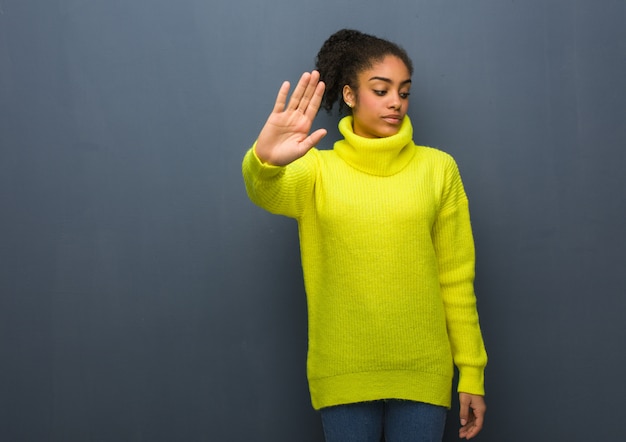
xmin=389 ymin=92 xmax=402 ymax=109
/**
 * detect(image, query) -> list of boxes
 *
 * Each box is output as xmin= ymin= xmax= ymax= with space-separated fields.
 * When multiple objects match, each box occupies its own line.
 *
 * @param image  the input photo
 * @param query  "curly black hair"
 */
xmin=315 ymin=29 xmax=413 ymax=114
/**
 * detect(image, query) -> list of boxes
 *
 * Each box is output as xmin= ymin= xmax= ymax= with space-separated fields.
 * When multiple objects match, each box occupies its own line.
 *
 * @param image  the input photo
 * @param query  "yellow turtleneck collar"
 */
xmin=333 ymin=115 xmax=416 ymax=176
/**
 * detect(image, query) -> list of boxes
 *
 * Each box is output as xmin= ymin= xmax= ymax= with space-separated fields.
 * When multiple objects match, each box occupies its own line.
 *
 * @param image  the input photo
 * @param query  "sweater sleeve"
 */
xmin=241 ymin=143 xmax=317 ymax=219
xmin=432 ymin=156 xmax=488 ymax=396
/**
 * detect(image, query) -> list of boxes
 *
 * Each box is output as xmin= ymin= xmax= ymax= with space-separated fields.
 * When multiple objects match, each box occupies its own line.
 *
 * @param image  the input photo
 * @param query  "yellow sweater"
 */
xmin=242 ymin=116 xmax=487 ymax=410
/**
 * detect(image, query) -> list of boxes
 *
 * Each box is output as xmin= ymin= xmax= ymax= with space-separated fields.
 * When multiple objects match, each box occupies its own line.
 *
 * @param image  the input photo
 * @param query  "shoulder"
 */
xmin=415 ymin=144 xmax=456 ymax=163
xmin=413 ymin=145 xmax=461 ymax=174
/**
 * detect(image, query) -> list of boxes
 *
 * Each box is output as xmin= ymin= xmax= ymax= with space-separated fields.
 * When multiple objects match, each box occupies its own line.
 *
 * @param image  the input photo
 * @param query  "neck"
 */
xmin=333 ymin=116 xmax=416 ymax=176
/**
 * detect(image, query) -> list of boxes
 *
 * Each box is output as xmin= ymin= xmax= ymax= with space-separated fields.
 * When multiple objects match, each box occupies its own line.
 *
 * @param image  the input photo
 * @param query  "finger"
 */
xmin=298 ymin=70 xmax=321 ymax=112
xmin=459 ymin=410 xmax=483 ymax=440
xmin=459 ymin=420 xmax=476 ymax=440
xmin=303 ymin=79 xmax=326 ymax=120
xmin=286 ymin=72 xmax=312 ymax=111
xmin=472 ymin=412 xmax=484 ymax=434
xmin=464 ymin=424 xmax=480 ymax=440
xmin=272 ymin=81 xmax=291 ymax=113
xmin=470 ymin=405 xmax=484 ymax=433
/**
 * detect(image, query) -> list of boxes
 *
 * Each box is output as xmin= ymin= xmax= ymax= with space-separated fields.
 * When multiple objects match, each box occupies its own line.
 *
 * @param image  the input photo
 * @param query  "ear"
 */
xmin=342 ymin=85 xmax=355 ymax=108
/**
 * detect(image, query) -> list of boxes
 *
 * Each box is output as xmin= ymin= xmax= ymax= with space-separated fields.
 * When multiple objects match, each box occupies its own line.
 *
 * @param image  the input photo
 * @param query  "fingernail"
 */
xmin=460 ymin=419 xmax=467 ymax=426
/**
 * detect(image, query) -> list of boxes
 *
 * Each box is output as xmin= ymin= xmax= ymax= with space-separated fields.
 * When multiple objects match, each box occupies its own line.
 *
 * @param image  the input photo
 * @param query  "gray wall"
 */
xmin=1 ymin=1 xmax=625 ymax=440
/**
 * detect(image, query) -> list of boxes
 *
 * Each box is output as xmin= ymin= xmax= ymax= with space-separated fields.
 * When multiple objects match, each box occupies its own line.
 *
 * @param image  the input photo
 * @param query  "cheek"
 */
xmin=356 ymin=95 xmax=378 ymax=116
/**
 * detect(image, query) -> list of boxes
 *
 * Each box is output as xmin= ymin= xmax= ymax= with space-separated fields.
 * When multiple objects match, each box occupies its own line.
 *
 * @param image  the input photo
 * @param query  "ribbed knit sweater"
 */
xmin=242 ymin=116 xmax=487 ymax=410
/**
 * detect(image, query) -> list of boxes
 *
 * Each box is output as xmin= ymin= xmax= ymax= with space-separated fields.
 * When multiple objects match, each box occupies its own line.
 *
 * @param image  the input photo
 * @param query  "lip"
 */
xmin=382 ymin=115 xmax=403 ymax=124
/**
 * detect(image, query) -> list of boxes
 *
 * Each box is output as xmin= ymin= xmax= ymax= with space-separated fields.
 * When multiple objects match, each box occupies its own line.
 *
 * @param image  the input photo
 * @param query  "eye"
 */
xmin=400 ymin=92 xmax=411 ymax=99
xmin=373 ymin=90 xmax=387 ymax=96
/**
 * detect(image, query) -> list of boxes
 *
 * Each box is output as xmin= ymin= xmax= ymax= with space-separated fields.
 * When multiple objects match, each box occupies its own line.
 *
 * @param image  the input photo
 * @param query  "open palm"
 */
xmin=255 ymin=71 xmax=327 ymax=166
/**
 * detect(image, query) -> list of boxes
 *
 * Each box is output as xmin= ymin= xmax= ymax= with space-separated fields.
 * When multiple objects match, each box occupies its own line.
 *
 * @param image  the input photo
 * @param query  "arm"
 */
xmin=431 ymin=157 xmax=488 ymax=437
xmin=242 ymin=145 xmax=317 ymax=218
xmin=242 ymin=71 xmax=327 ymax=217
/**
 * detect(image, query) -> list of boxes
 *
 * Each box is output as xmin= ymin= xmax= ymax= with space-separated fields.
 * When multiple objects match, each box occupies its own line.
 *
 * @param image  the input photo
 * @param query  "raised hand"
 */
xmin=254 ymin=71 xmax=327 ymax=166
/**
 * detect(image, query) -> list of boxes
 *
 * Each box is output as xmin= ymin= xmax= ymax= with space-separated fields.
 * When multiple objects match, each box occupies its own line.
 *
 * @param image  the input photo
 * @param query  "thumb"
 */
xmin=300 ymin=128 xmax=327 ymax=151
xmin=459 ymin=395 xmax=471 ymax=426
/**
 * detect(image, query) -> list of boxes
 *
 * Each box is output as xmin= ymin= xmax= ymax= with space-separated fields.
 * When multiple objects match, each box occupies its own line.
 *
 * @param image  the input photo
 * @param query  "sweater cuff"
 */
xmin=457 ymin=366 xmax=485 ymax=396
xmin=246 ymin=142 xmax=285 ymax=180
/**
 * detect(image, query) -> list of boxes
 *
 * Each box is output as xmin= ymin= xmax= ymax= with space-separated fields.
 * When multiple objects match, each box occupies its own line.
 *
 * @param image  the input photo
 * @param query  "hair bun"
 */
xmin=315 ymin=29 xmax=413 ymax=114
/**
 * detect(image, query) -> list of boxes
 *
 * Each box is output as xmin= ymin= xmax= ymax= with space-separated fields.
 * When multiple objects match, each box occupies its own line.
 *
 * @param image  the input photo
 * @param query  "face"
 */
xmin=343 ymin=55 xmax=412 ymax=138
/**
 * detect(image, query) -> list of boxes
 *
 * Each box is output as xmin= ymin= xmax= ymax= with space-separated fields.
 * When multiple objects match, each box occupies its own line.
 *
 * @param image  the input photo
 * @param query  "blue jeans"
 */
xmin=320 ymin=400 xmax=447 ymax=442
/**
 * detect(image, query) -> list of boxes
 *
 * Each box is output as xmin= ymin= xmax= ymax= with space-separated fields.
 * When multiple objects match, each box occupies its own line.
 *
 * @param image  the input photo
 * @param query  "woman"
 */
xmin=242 ymin=29 xmax=487 ymax=441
